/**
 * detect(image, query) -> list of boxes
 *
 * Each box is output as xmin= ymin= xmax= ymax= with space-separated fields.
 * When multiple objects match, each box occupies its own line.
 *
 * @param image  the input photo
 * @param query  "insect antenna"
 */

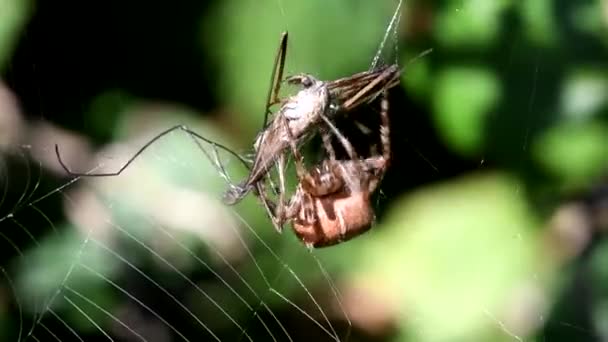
xmin=55 ymin=124 xmax=250 ymax=180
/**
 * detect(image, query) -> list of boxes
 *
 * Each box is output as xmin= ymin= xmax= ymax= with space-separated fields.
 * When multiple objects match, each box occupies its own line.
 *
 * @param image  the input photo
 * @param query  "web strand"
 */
xmin=370 ymin=0 xmax=403 ymax=70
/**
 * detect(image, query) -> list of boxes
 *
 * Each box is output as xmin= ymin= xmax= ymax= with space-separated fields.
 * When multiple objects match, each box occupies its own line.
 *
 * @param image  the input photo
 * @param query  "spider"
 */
xmin=272 ymin=89 xmax=391 ymax=248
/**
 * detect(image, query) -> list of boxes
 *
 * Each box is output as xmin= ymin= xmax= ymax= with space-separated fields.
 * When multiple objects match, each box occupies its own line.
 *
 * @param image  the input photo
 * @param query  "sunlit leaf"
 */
xmin=519 ymin=0 xmax=558 ymax=46
xmin=352 ymin=173 xmax=541 ymax=340
xmin=533 ymin=121 xmax=608 ymax=188
xmin=561 ymin=70 xmax=608 ymax=120
xmin=433 ymin=66 xmax=501 ymax=155
xmin=570 ymin=0 xmax=605 ymax=37
xmin=402 ymin=53 xmax=432 ymax=100
xmin=0 ymin=0 xmax=30 ymax=70
xmin=434 ymin=0 xmax=511 ymax=48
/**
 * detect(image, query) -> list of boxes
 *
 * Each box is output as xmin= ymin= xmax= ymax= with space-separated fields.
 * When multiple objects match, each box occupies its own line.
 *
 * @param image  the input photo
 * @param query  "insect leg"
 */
xmin=55 ymin=124 xmax=248 ymax=178
xmin=261 ymin=32 xmax=289 ymax=129
xmin=254 ymin=181 xmax=284 ymax=233
xmin=279 ymin=115 xmax=307 ymax=179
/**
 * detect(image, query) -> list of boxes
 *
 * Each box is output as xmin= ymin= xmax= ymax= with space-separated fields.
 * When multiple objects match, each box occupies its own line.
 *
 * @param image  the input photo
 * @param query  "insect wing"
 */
xmin=327 ymin=64 xmax=401 ymax=112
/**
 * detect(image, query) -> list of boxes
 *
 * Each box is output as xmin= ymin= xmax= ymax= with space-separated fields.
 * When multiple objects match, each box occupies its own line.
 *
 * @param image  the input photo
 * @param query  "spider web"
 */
xmin=0 ymin=1 xmax=407 ymax=341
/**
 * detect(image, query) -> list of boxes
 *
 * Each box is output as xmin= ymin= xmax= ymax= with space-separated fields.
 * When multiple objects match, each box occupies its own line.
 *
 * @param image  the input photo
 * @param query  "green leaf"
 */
xmin=434 ymin=0 xmax=512 ymax=48
xmin=433 ymin=66 xmax=501 ymax=155
xmin=353 ymin=173 xmax=541 ymax=340
xmin=0 ymin=0 xmax=30 ymax=70
xmin=560 ymin=70 xmax=608 ymax=120
xmin=519 ymin=0 xmax=558 ymax=46
xmin=533 ymin=120 xmax=608 ymax=188
xmin=402 ymin=53 xmax=432 ymax=100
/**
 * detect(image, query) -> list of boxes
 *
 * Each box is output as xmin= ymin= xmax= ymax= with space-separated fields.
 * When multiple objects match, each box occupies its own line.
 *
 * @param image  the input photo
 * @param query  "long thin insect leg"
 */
xmin=209 ymin=144 xmax=235 ymax=186
xmin=261 ymin=32 xmax=289 ymax=129
xmin=55 ymin=124 xmax=248 ymax=177
xmin=222 ymin=32 xmax=288 ymax=206
xmin=254 ymin=182 xmax=284 ymax=233
xmin=182 ymin=127 xmax=250 ymax=168
xmin=280 ymin=116 xmax=306 ymax=179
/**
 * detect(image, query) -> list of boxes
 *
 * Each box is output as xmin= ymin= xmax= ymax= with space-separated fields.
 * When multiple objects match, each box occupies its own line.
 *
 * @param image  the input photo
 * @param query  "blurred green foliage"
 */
xmin=362 ymin=173 xmax=539 ymax=340
xmin=0 ymin=0 xmax=30 ymax=71
xmin=433 ymin=66 xmax=502 ymax=155
xmin=202 ymin=0 xmax=397 ymax=134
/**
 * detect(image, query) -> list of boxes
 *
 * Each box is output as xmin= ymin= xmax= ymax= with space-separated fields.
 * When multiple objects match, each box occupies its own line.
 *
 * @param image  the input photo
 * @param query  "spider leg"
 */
xmin=274 ymin=153 xmax=289 ymax=230
xmin=365 ymin=90 xmax=391 ymax=193
xmin=319 ymin=114 xmax=364 ymax=195
xmin=320 ymin=128 xmax=336 ymax=161
xmin=301 ymin=192 xmax=317 ymax=225
xmin=255 ymin=181 xmax=284 ymax=233
xmin=285 ymin=186 xmax=304 ymax=222
xmin=279 ymin=114 xmax=307 ymax=179
xmin=300 ymin=164 xmax=343 ymax=197
xmin=379 ymin=90 xmax=391 ymax=163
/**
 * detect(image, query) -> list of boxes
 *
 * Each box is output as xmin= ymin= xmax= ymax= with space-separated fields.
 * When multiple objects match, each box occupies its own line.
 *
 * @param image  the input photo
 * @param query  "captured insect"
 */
xmin=221 ymin=32 xmax=401 ymax=214
xmin=54 ymin=29 xmax=402 ymax=247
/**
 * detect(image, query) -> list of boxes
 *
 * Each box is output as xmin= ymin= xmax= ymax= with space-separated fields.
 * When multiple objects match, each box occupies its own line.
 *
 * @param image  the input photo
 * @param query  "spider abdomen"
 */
xmin=292 ymin=191 xmax=374 ymax=248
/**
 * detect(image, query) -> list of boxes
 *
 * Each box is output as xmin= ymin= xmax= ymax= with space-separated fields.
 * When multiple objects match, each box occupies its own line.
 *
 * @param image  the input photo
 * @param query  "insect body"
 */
xmin=222 ymin=74 xmax=329 ymax=205
xmin=223 ymin=66 xmax=399 ymax=211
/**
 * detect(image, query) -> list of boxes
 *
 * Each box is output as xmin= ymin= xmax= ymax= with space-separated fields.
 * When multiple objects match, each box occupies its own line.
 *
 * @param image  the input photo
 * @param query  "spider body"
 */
xmin=282 ymin=86 xmax=391 ymax=248
xmin=290 ymin=157 xmax=386 ymax=248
